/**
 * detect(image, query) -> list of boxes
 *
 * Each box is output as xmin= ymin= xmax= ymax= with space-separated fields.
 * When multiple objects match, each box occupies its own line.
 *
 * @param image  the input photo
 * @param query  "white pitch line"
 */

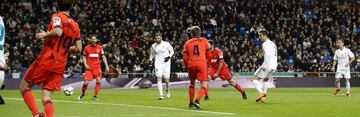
xmin=5 ymin=98 xmax=235 ymax=116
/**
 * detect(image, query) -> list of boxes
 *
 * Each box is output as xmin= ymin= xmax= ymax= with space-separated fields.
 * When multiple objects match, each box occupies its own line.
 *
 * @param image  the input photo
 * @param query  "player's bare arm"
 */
xmin=35 ymin=28 xmax=63 ymax=40
xmin=83 ymin=55 xmax=91 ymax=69
xmin=332 ymin=60 xmax=337 ymax=71
xmin=214 ymin=59 xmax=224 ymax=78
xmin=102 ymin=54 xmax=110 ymax=73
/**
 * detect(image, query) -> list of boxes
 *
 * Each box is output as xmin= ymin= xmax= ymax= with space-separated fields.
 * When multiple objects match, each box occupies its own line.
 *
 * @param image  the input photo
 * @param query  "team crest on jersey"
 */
xmin=53 ymin=17 xmax=61 ymax=27
xmin=96 ymin=49 xmax=100 ymax=53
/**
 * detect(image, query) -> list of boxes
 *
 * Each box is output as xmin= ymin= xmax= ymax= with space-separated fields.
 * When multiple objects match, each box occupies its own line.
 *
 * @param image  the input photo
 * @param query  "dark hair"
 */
xmin=58 ymin=0 xmax=75 ymax=11
xmin=208 ymin=40 xmax=214 ymax=45
xmin=258 ymin=30 xmax=269 ymax=37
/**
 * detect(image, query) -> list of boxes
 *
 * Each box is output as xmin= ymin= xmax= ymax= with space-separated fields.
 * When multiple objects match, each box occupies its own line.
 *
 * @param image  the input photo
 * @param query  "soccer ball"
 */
xmin=63 ymin=86 xmax=74 ymax=96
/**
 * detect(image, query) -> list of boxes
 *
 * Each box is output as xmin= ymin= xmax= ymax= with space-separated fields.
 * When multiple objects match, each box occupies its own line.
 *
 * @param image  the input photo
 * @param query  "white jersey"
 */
xmin=334 ymin=47 xmax=354 ymax=72
xmin=150 ymin=40 xmax=174 ymax=67
xmin=261 ymin=39 xmax=278 ymax=69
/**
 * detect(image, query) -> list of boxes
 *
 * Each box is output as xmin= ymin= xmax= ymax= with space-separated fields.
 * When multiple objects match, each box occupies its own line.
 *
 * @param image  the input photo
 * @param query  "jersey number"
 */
xmin=193 ymin=45 xmax=200 ymax=56
xmin=58 ymin=34 xmax=74 ymax=55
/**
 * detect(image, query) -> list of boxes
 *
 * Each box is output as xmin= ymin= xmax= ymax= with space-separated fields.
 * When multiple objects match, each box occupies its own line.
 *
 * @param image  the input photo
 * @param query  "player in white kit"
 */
xmin=0 ymin=16 xmax=9 ymax=104
xmin=332 ymin=39 xmax=355 ymax=96
xmin=251 ymin=29 xmax=278 ymax=103
xmin=149 ymin=32 xmax=174 ymax=100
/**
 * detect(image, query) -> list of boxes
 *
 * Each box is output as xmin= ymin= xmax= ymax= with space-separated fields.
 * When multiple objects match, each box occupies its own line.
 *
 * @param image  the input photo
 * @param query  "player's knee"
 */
xmin=228 ymin=80 xmax=236 ymax=86
xmin=251 ymin=76 xmax=259 ymax=81
xmin=263 ymin=78 xmax=269 ymax=82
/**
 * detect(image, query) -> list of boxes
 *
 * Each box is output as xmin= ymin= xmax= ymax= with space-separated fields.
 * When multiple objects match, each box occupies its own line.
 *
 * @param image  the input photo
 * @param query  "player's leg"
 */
xmin=204 ymin=75 xmax=211 ymax=100
xmin=333 ymin=72 xmax=341 ymax=96
xmin=262 ymin=78 xmax=269 ymax=95
xmin=0 ymin=70 xmax=5 ymax=104
xmin=164 ymin=66 xmax=171 ymax=98
xmin=188 ymin=78 xmax=196 ymax=108
xmin=205 ymin=68 xmax=217 ymax=100
xmin=252 ymin=67 xmax=266 ymax=102
xmin=41 ymin=72 xmax=63 ymax=117
xmin=20 ymin=67 xmax=43 ymax=116
xmin=188 ymin=67 xmax=196 ymax=108
xmin=227 ymin=78 xmax=247 ymax=100
xmin=345 ymin=72 xmax=351 ymax=96
xmin=20 ymin=79 xmax=41 ymax=116
xmin=93 ymin=77 xmax=101 ymax=100
xmin=42 ymin=89 xmax=54 ymax=117
xmin=155 ymin=67 xmax=164 ymax=99
xmin=78 ymin=70 xmax=92 ymax=100
xmin=193 ymin=66 xmax=209 ymax=109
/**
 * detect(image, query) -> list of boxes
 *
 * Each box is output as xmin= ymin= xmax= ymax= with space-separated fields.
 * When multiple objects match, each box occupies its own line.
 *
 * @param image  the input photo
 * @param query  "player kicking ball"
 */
xmin=19 ymin=0 xmax=82 ymax=116
xmin=204 ymin=40 xmax=247 ymax=100
xmin=78 ymin=36 xmax=110 ymax=101
xmin=183 ymin=26 xmax=212 ymax=109
xmin=149 ymin=32 xmax=174 ymax=100
xmin=332 ymin=39 xmax=355 ymax=96
xmin=251 ymin=29 xmax=278 ymax=103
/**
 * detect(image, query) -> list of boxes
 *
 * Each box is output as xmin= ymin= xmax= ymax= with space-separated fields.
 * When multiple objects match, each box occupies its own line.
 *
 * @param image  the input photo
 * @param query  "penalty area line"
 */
xmin=5 ymin=97 xmax=235 ymax=116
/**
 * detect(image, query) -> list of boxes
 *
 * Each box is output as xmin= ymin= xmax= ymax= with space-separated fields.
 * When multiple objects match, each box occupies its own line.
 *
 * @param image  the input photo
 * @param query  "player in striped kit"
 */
xmin=149 ymin=32 xmax=174 ymax=100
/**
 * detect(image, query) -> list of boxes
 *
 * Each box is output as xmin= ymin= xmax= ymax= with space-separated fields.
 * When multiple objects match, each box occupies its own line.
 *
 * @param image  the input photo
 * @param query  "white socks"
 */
xmin=346 ymin=80 xmax=350 ymax=94
xmin=262 ymin=82 xmax=268 ymax=94
xmin=336 ymin=82 xmax=340 ymax=89
xmin=252 ymin=80 xmax=264 ymax=93
xmin=157 ymin=81 xmax=163 ymax=96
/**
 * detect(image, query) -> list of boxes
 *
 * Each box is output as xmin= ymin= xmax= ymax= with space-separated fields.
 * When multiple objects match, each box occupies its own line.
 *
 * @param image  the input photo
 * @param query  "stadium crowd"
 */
xmin=1 ymin=0 xmax=360 ymax=78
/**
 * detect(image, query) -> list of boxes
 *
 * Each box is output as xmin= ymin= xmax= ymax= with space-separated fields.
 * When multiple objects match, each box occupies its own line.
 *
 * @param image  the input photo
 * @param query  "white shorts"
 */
xmin=155 ymin=64 xmax=171 ymax=79
xmin=254 ymin=67 xmax=276 ymax=79
xmin=335 ymin=70 xmax=351 ymax=79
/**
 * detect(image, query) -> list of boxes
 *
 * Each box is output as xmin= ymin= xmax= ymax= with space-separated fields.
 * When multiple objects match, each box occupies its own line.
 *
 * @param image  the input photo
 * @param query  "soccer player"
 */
xmin=183 ymin=26 xmax=212 ymax=109
xmin=78 ymin=36 xmax=110 ymax=100
xmin=0 ymin=16 xmax=9 ymax=105
xmin=332 ymin=39 xmax=355 ymax=96
xmin=19 ymin=0 xmax=82 ymax=117
xmin=251 ymin=29 xmax=277 ymax=103
xmin=149 ymin=32 xmax=174 ymax=100
xmin=205 ymin=40 xmax=247 ymax=100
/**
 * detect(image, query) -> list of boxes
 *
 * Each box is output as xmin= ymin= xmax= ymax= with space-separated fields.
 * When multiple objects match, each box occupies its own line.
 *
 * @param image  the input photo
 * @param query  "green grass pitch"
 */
xmin=0 ymin=88 xmax=359 ymax=117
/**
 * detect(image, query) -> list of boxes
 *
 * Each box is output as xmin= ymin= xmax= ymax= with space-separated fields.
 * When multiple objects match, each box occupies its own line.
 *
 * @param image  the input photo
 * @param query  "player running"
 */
xmin=77 ymin=36 xmax=110 ymax=101
xmin=204 ymin=40 xmax=247 ymax=100
xmin=19 ymin=0 xmax=82 ymax=116
xmin=332 ymin=39 xmax=355 ymax=96
xmin=251 ymin=29 xmax=278 ymax=103
xmin=149 ymin=32 xmax=174 ymax=100
xmin=183 ymin=26 xmax=212 ymax=109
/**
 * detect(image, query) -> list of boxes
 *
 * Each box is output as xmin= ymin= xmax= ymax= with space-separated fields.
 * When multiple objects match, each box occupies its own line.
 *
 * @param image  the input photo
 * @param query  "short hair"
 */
xmin=258 ymin=30 xmax=269 ymax=37
xmin=191 ymin=26 xmax=201 ymax=37
xmin=58 ymin=0 xmax=75 ymax=11
xmin=208 ymin=40 xmax=214 ymax=46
